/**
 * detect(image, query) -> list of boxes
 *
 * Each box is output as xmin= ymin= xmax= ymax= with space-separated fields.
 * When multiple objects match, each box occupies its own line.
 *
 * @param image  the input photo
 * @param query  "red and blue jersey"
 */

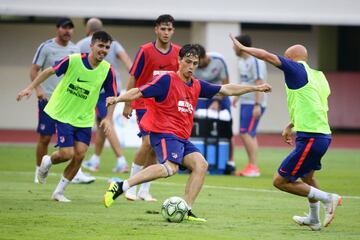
xmin=139 ymin=72 xmax=221 ymax=139
xmin=53 ymin=53 xmax=117 ymax=98
xmin=129 ymin=42 xmax=180 ymax=109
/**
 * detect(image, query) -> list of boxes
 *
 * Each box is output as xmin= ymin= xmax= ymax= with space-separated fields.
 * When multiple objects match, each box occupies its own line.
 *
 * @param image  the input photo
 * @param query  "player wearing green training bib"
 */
xmin=17 ymin=31 xmax=117 ymax=202
xmin=231 ymin=35 xmax=342 ymax=231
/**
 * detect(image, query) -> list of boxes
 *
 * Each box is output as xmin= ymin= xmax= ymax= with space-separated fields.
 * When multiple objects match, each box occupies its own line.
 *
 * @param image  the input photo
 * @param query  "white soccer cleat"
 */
xmin=82 ymin=159 xmax=99 ymax=172
xmin=37 ymin=155 xmax=51 ymax=184
xmin=137 ymin=191 xmax=157 ymax=202
xmin=71 ymin=169 xmax=96 ymax=184
xmin=292 ymin=213 xmax=321 ymax=231
xmin=112 ymin=163 xmax=129 ymax=173
xmin=323 ymin=193 xmax=343 ymax=227
xmin=52 ymin=192 xmax=71 ymax=202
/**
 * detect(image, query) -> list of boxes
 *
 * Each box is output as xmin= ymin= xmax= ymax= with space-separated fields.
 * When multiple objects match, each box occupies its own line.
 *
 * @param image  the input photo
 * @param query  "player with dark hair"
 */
xmin=17 ymin=31 xmax=117 ymax=202
xmin=103 ymin=44 xmax=272 ymax=222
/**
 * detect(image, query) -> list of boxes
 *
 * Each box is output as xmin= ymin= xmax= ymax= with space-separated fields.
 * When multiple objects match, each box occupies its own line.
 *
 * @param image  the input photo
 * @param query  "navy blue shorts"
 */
xmin=278 ymin=133 xmax=331 ymax=182
xmin=136 ymin=109 xmax=150 ymax=137
xmin=56 ymin=121 xmax=92 ymax=147
xmin=95 ymin=92 xmax=107 ymax=121
xmin=149 ymin=132 xmax=200 ymax=166
xmin=37 ymin=99 xmax=56 ymax=136
xmin=240 ymin=104 xmax=265 ymax=137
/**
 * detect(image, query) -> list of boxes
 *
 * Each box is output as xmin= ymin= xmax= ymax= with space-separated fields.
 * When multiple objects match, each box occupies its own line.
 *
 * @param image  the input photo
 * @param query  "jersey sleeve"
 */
xmin=32 ymin=42 xmax=48 ymax=67
xmin=52 ymin=56 xmax=70 ymax=77
xmin=102 ymin=66 xmax=118 ymax=97
xmin=277 ymin=56 xmax=308 ymax=89
xmin=129 ymin=47 xmax=145 ymax=79
xmin=199 ymin=80 xmax=222 ymax=98
xmin=139 ymin=74 xmax=170 ymax=102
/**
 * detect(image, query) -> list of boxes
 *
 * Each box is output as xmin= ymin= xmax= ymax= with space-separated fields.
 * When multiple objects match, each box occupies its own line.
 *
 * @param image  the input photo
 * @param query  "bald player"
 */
xmin=78 ymin=18 xmax=133 ymax=173
xmin=230 ymin=35 xmax=342 ymax=231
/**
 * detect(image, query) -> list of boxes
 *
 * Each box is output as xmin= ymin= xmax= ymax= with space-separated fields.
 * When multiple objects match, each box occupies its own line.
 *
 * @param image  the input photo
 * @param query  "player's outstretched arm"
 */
xmin=17 ymin=67 xmax=55 ymax=101
xmin=230 ymin=34 xmax=281 ymax=67
xmin=218 ymin=83 xmax=272 ymax=97
xmin=106 ymin=88 xmax=143 ymax=106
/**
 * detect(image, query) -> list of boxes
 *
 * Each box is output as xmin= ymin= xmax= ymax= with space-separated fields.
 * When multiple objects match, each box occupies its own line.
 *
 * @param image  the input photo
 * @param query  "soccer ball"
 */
xmin=161 ymin=196 xmax=189 ymax=223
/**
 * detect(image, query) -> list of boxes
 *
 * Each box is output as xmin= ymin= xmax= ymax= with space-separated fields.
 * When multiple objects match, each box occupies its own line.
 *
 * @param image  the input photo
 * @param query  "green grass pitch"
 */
xmin=0 ymin=145 xmax=359 ymax=240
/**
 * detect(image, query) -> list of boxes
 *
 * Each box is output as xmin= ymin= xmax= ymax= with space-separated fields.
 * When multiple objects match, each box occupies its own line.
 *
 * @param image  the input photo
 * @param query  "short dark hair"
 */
xmin=194 ymin=44 xmax=206 ymax=58
xmin=91 ymin=31 xmax=113 ymax=44
xmin=155 ymin=14 xmax=175 ymax=26
xmin=179 ymin=44 xmax=200 ymax=60
xmin=235 ymin=34 xmax=252 ymax=47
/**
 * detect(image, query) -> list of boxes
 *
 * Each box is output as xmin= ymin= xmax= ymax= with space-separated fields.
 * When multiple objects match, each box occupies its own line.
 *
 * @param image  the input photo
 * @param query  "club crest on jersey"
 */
xmin=178 ymin=100 xmax=193 ymax=114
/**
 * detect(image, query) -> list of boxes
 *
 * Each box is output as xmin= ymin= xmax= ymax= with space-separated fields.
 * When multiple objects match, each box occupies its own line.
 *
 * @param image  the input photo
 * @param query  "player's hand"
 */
xmin=123 ymin=103 xmax=133 ymax=119
xmin=99 ymin=118 xmax=112 ymax=136
xmin=16 ymin=87 xmax=33 ymax=101
xmin=257 ymin=83 xmax=272 ymax=93
xmin=106 ymin=96 xmax=117 ymax=107
xmin=36 ymin=87 xmax=47 ymax=101
xmin=229 ymin=33 xmax=245 ymax=51
xmin=253 ymin=105 xmax=261 ymax=119
xmin=232 ymin=96 xmax=239 ymax=107
xmin=282 ymin=126 xmax=293 ymax=145
xmin=209 ymin=101 xmax=220 ymax=111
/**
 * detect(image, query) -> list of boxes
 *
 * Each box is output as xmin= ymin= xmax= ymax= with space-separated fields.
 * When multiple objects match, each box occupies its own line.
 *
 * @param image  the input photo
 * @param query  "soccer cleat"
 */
xmin=125 ymin=191 xmax=137 ymax=201
xmin=137 ymin=191 xmax=157 ymax=202
xmin=104 ymin=181 xmax=123 ymax=208
xmin=292 ymin=213 xmax=321 ymax=231
xmin=52 ymin=192 xmax=71 ymax=202
xmin=112 ymin=164 xmax=129 ymax=173
xmin=323 ymin=193 xmax=343 ymax=227
xmin=71 ymin=169 xmax=96 ymax=184
xmin=185 ymin=210 xmax=207 ymax=222
xmin=235 ymin=164 xmax=260 ymax=177
xmin=37 ymin=155 xmax=52 ymax=184
xmin=82 ymin=160 xmax=99 ymax=172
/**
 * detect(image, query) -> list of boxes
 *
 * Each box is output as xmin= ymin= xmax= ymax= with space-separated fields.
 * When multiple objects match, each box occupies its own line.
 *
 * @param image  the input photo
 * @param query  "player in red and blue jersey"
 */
xmin=123 ymin=14 xmax=181 ymax=201
xmin=103 ymin=44 xmax=272 ymax=222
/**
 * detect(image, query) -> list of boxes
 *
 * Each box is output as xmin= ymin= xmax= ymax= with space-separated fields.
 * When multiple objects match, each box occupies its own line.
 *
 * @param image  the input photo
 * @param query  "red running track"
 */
xmin=0 ymin=129 xmax=359 ymax=149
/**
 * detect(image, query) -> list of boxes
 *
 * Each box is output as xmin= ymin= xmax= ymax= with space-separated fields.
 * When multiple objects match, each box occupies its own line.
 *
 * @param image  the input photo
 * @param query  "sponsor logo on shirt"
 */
xmin=153 ymin=70 xmax=173 ymax=76
xmin=67 ymin=83 xmax=90 ymax=100
xmin=178 ymin=100 xmax=193 ymax=114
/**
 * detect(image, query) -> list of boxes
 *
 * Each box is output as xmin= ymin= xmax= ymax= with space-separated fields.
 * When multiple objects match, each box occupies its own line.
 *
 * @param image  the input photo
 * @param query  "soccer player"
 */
xmin=77 ymin=18 xmax=133 ymax=173
xmin=17 ymin=31 xmax=117 ymax=202
xmin=123 ymin=14 xmax=181 ymax=201
xmin=31 ymin=17 xmax=94 ymax=184
xmin=103 ymin=44 xmax=272 ymax=222
xmin=232 ymin=35 xmax=268 ymax=177
xmin=193 ymin=44 xmax=236 ymax=174
xmin=230 ymin=34 xmax=342 ymax=230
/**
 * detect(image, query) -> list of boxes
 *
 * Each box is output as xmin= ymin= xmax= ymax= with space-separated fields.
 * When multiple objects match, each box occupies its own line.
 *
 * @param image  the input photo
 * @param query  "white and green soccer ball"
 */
xmin=161 ymin=196 xmax=189 ymax=223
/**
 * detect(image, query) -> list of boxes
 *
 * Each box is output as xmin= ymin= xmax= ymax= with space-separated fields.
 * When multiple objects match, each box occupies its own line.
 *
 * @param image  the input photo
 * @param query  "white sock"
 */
xmin=54 ymin=176 xmax=70 ymax=194
xmin=122 ymin=180 xmax=130 ymax=191
xmin=43 ymin=155 xmax=52 ymax=170
xmin=309 ymin=201 xmax=320 ymax=222
xmin=308 ymin=186 xmax=331 ymax=203
xmin=117 ymin=156 xmax=127 ymax=166
xmin=34 ymin=166 xmax=39 ymax=182
xmin=139 ymin=181 xmax=151 ymax=194
xmin=90 ymin=154 xmax=100 ymax=164
xmin=130 ymin=163 xmax=143 ymax=177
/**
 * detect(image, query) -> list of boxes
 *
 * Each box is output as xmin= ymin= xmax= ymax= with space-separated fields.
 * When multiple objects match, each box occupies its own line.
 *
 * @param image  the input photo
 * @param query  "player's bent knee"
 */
xmin=161 ymin=161 xmax=178 ymax=178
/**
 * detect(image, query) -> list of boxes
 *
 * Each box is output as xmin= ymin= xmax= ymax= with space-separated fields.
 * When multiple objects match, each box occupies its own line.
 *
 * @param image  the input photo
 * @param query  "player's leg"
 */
xmin=106 ymin=123 xmax=128 ymax=173
xmin=137 ymin=148 xmax=157 ymax=201
xmin=273 ymin=136 xmax=342 ymax=228
xmin=35 ymin=99 xmax=56 ymax=183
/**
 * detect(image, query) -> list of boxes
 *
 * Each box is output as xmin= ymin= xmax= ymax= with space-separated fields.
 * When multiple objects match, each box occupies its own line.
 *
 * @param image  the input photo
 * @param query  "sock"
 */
xmin=90 ymin=154 xmax=100 ymax=164
xmin=122 ymin=180 xmax=130 ymax=192
xmin=227 ymin=161 xmax=235 ymax=167
xmin=309 ymin=201 xmax=320 ymax=222
xmin=308 ymin=186 xmax=331 ymax=203
xmin=34 ymin=166 xmax=39 ymax=182
xmin=54 ymin=176 xmax=70 ymax=194
xmin=117 ymin=156 xmax=127 ymax=166
xmin=130 ymin=163 xmax=143 ymax=177
xmin=44 ymin=156 xmax=53 ymax=170
xmin=139 ymin=181 xmax=151 ymax=194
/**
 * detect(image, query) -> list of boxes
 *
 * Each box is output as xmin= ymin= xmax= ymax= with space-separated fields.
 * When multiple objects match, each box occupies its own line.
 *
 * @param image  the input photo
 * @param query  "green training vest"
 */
xmin=45 ymin=54 xmax=110 ymax=127
xmin=286 ymin=61 xmax=331 ymax=134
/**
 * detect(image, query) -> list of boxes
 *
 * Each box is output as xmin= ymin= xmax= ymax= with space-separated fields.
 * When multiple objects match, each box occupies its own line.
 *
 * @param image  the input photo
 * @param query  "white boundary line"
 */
xmin=2 ymin=170 xmax=360 ymax=200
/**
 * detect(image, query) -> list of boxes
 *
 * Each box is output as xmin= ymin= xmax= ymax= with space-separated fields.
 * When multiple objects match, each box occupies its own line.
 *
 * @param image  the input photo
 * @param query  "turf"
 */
xmin=0 ymin=145 xmax=359 ymax=240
